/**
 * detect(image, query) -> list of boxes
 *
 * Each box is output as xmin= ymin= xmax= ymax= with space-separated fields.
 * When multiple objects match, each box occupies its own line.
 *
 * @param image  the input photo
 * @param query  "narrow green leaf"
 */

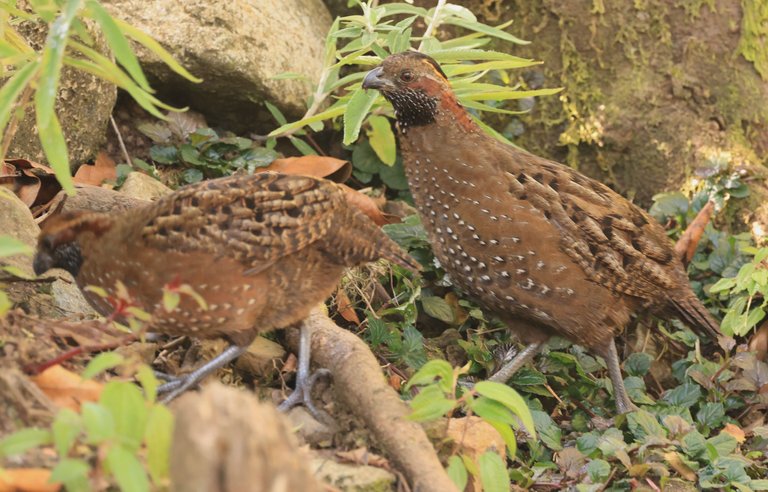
xmin=0 ymin=236 xmax=33 ymax=257
xmin=0 ymin=428 xmax=51 ymax=456
xmin=82 ymin=352 xmax=124 ymax=379
xmin=107 ymin=445 xmax=150 ymax=492
xmin=37 ymin=111 xmax=75 ymax=195
xmin=408 ymin=384 xmax=456 ymax=421
xmin=86 ymin=1 xmax=150 ymax=91
xmin=443 ymin=18 xmax=529 ymax=45
xmin=0 ymin=61 xmax=39 ymax=145
xmin=446 ymin=455 xmax=468 ymax=490
xmin=478 ymin=450 xmax=510 ymax=492
xmin=460 ymin=87 xmax=562 ymax=101
xmin=0 ymin=290 xmax=10 ymax=316
xmin=487 ymin=420 xmax=517 ymax=458
xmin=343 ymin=88 xmax=378 ymax=144
xmin=115 ymin=18 xmax=201 ymax=83
xmin=474 ymin=381 xmax=536 ymax=439
xmin=264 ymin=101 xmax=287 ymax=125
xmin=136 ymin=365 xmax=159 ymax=403
xmin=35 ymin=0 xmax=83 ymax=129
xmin=145 ymin=404 xmax=173 ymax=483
xmin=366 ymin=115 xmax=396 ymax=165
xmin=288 ymin=136 xmax=318 ymax=156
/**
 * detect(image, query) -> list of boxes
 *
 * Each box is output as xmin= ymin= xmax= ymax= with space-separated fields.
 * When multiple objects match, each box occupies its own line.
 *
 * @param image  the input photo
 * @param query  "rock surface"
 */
xmin=0 ymin=190 xmax=94 ymax=319
xmin=119 ymin=171 xmax=172 ymax=200
xmin=8 ymin=18 xmax=117 ymax=167
xmin=102 ymin=0 xmax=333 ymax=133
xmin=311 ymin=458 xmax=396 ymax=492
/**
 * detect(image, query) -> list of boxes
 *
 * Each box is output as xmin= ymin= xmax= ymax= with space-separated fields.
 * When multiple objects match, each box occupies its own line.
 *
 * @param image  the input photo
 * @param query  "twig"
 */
xmin=23 ymin=331 xmax=139 ymax=375
xmin=0 ymin=85 xmax=33 ymax=162
xmin=286 ymin=307 xmax=459 ymax=492
xmin=418 ymin=0 xmax=448 ymax=52
xmin=110 ymin=115 xmax=133 ymax=166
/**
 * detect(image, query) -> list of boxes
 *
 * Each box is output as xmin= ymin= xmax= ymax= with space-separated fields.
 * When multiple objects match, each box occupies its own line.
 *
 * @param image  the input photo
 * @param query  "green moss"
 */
xmin=738 ymin=0 xmax=768 ymax=80
xmin=676 ymin=0 xmax=716 ymax=19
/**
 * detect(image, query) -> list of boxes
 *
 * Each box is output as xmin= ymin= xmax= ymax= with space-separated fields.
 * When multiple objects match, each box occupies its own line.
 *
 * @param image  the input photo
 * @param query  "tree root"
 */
xmin=286 ymin=307 xmax=458 ymax=492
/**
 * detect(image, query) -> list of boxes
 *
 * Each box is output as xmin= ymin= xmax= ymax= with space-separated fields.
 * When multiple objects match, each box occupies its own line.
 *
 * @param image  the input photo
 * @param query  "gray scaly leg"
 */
xmin=277 ymin=323 xmax=330 ymax=419
xmin=489 ymin=341 xmax=543 ymax=383
xmin=603 ymin=338 xmax=637 ymax=414
xmin=158 ymin=344 xmax=248 ymax=403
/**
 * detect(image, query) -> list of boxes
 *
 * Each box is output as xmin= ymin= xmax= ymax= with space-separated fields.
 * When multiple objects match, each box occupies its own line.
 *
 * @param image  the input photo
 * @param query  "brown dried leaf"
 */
xmin=663 ymin=451 xmax=697 ymax=481
xmin=674 ymin=201 xmax=714 ymax=266
xmin=73 ymin=152 xmax=117 ymax=187
xmin=335 ymin=287 xmax=360 ymax=324
xmin=339 ymin=184 xmax=390 ymax=226
xmin=0 ymin=468 xmax=60 ymax=492
xmin=262 ymin=156 xmax=352 ymax=183
xmin=30 ymin=365 xmax=102 ymax=411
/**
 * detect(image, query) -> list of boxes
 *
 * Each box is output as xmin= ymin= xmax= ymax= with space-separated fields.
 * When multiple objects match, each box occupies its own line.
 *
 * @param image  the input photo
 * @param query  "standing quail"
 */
xmin=362 ymin=52 xmax=721 ymax=414
xmin=33 ymin=172 xmax=418 ymax=406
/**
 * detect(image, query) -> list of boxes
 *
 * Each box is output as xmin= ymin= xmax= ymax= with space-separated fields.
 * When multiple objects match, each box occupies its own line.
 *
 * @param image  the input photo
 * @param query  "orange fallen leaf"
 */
xmin=261 ymin=156 xmax=352 ymax=183
xmin=387 ymin=374 xmax=404 ymax=391
xmin=722 ymin=423 xmax=746 ymax=443
xmin=335 ymin=287 xmax=361 ymax=325
xmin=0 ymin=468 xmax=60 ymax=492
xmin=339 ymin=184 xmax=390 ymax=226
xmin=73 ymin=151 xmax=117 ymax=187
xmin=674 ymin=201 xmax=714 ymax=266
xmin=30 ymin=365 xmax=103 ymax=411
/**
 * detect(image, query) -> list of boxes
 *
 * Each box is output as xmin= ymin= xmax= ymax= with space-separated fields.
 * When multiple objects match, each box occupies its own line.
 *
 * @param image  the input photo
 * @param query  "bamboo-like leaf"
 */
xmin=444 ymin=18 xmax=528 ymax=45
xmin=367 ymin=114 xmax=396 ymax=165
xmin=86 ymin=0 xmax=151 ymax=91
xmin=343 ymin=88 xmax=378 ymax=144
xmin=428 ymin=48 xmax=533 ymax=62
xmin=35 ymin=0 xmax=83 ymax=129
xmin=37 ymin=111 xmax=75 ymax=194
xmin=114 ymin=18 xmax=202 ymax=83
xmin=443 ymin=59 xmax=541 ymax=76
xmin=0 ymin=60 xmax=39 ymax=146
xmin=461 ymin=87 xmax=563 ymax=101
xmin=459 ymin=99 xmax=526 ymax=116
xmin=268 ymin=104 xmax=346 ymax=137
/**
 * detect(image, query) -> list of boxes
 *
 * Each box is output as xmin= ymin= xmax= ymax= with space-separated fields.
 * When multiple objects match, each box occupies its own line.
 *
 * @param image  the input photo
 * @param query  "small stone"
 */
xmin=310 ymin=458 xmax=396 ymax=492
xmin=287 ymin=407 xmax=335 ymax=447
xmin=234 ymin=336 xmax=286 ymax=379
xmin=445 ymin=416 xmax=506 ymax=461
xmin=120 ymin=172 xmax=172 ymax=201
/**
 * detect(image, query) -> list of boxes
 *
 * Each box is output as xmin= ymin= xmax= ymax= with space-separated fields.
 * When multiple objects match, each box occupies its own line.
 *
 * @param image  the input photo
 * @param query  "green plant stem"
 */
xmin=418 ymin=0 xmax=447 ymax=51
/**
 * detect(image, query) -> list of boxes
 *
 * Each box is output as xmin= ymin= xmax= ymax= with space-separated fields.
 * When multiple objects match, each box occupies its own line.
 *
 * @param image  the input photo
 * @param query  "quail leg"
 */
xmin=602 ymin=338 xmax=637 ymax=414
xmin=277 ymin=323 xmax=330 ymax=419
xmin=157 ymin=344 xmax=248 ymax=403
xmin=488 ymin=341 xmax=543 ymax=383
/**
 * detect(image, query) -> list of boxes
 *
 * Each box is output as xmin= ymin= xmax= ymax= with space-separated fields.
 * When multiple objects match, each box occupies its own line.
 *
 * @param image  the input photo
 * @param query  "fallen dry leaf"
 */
xmin=674 ymin=201 xmax=714 ymax=266
xmin=0 ymin=468 xmax=60 ymax=492
xmin=722 ymin=423 xmax=746 ymax=443
xmin=261 ymin=156 xmax=352 ymax=183
xmin=339 ymin=184 xmax=390 ymax=226
xmin=73 ymin=151 xmax=117 ymax=187
xmin=335 ymin=287 xmax=361 ymax=325
xmin=30 ymin=365 xmax=102 ymax=411
xmin=446 ymin=416 xmax=506 ymax=461
xmin=663 ymin=451 xmax=697 ymax=481
xmin=387 ymin=373 xmax=404 ymax=391
xmin=0 ymin=159 xmax=59 ymax=209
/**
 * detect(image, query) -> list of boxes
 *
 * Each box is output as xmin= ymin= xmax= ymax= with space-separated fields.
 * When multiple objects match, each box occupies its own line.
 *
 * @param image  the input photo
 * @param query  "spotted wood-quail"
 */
xmin=362 ymin=52 xmax=721 ymax=414
xmin=34 ymin=172 xmax=418 ymax=405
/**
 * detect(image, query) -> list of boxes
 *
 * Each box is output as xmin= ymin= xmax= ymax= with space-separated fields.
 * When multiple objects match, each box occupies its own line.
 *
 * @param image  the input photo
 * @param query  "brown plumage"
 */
xmin=34 ymin=172 xmax=417 ymax=402
xmin=363 ymin=52 xmax=721 ymax=413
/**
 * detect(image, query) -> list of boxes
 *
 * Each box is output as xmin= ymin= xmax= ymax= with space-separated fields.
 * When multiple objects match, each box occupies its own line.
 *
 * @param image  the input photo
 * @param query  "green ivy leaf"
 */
xmin=52 ymin=408 xmax=82 ymax=457
xmin=475 ymin=382 xmax=536 ymax=439
xmin=586 ymin=458 xmax=611 ymax=483
xmin=531 ymin=410 xmax=561 ymax=450
xmin=106 ymin=445 xmax=150 ymax=492
xmin=82 ymin=402 xmax=115 ymax=443
xmin=100 ymin=381 xmax=148 ymax=451
xmin=406 ymin=359 xmax=454 ymax=391
xmin=446 ymin=455 xmax=468 ymax=491
xmin=408 ymin=384 xmax=456 ymax=421
xmin=421 ymin=296 xmax=454 ymax=324
xmin=477 ymin=450 xmax=510 ymax=492
xmin=50 ymin=458 xmax=91 ymax=492
xmin=624 ymin=352 xmax=653 ymax=377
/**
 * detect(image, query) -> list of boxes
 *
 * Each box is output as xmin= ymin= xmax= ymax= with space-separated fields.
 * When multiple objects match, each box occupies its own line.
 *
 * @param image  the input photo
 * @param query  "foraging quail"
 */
xmin=33 ymin=172 xmax=418 ymax=405
xmin=362 ymin=52 xmax=721 ymax=414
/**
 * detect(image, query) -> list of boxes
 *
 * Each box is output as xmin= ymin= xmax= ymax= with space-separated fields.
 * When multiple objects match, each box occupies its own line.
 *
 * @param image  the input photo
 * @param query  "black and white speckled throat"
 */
xmin=54 ymin=242 xmax=84 ymax=277
xmin=383 ymin=88 xmax=438 ymax=129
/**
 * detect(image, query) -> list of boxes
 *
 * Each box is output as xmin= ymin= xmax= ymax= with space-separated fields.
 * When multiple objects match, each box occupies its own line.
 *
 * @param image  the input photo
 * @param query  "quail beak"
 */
xmin=33 ymin=251 xmax=54 ymax=276
xmin=362 ymin=66 xmax=395 ymax=91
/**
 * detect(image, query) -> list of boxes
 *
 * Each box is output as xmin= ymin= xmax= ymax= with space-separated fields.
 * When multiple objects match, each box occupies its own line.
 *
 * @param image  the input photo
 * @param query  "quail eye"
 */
xmin=399 ymin=70 xmax=414 ymax=83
